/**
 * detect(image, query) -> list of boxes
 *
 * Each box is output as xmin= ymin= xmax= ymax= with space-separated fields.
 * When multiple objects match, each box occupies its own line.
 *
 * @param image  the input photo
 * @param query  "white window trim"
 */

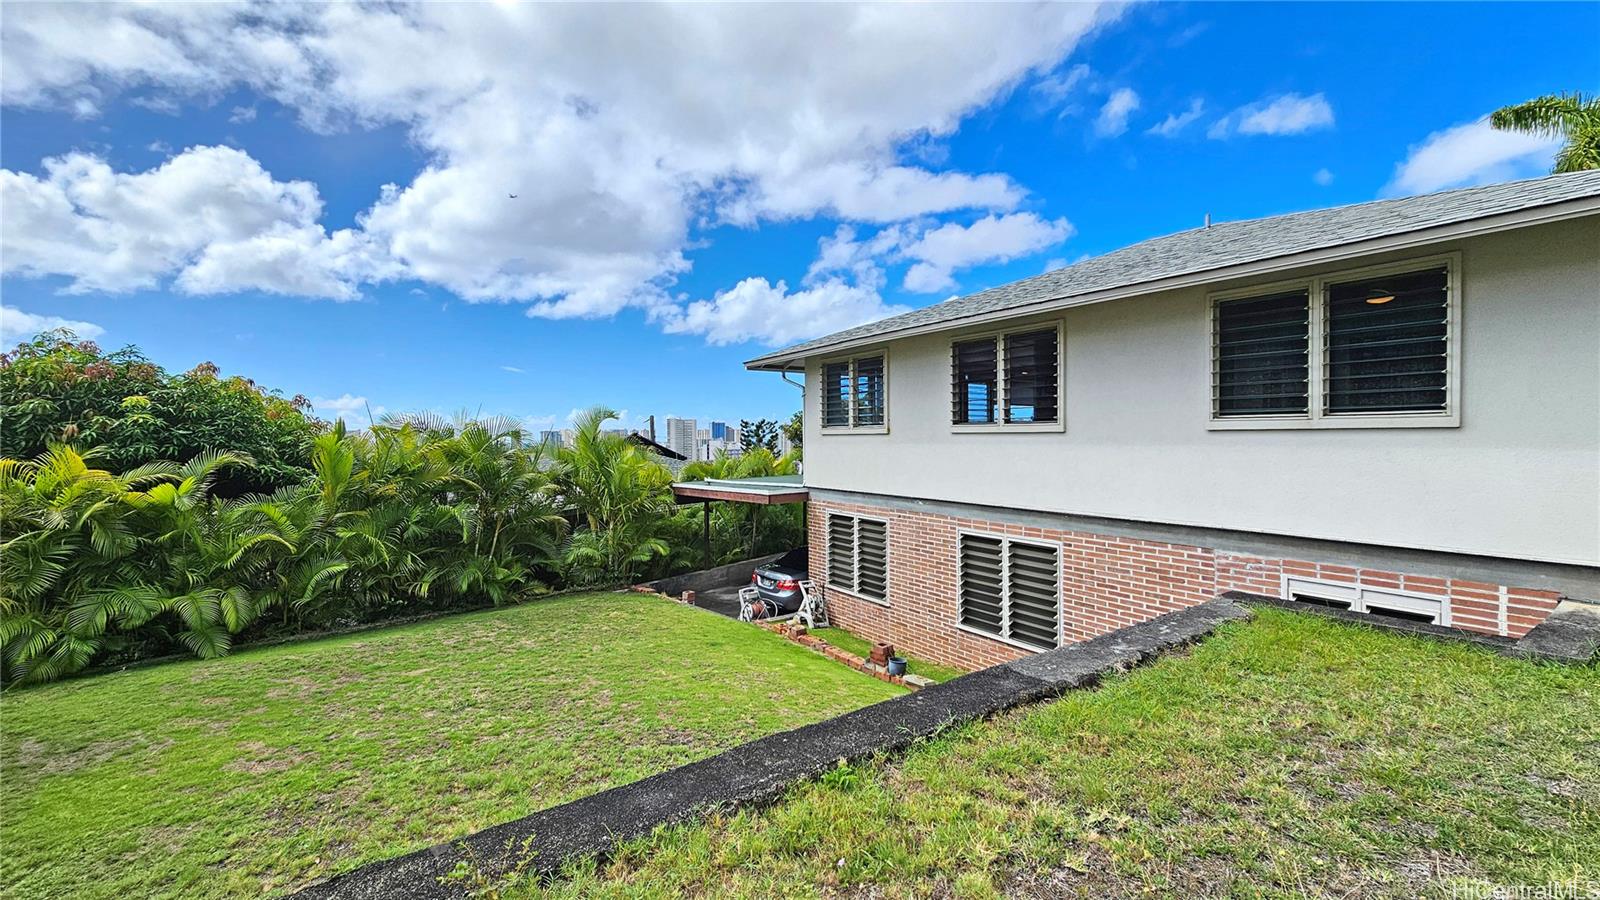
xmin=954 ymin=529 xmax=1063 ymax=651
xmin=818 ymin=348 xmax=890 ymax=435
xmin=1281 ymin=574 xmax=1452 ymax=627
xmin=825 ymin=512 xmax=891 ymax=606
xmin=949 ymin=321 xmax=1066 ymax=433
xmin=1208 ymin=252 xmax=1462 ymax=431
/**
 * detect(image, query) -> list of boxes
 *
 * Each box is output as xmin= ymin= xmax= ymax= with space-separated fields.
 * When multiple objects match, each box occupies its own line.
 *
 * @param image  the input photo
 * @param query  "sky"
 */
xmin=2 ymin=2 xmax=1596 ymax=433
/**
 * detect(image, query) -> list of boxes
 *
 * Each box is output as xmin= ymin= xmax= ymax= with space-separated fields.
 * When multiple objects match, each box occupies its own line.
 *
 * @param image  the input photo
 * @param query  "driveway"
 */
xmin=696 ymin=585 xmax=745 ymax=619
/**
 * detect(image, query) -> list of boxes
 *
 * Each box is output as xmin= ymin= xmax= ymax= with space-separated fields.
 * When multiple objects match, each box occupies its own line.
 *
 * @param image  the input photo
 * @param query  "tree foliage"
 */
xmin=738 ymin=418 xmax=780 ymax=453
xmin=1490 ymin=91 xmax=1600 ymax=174
xmin=0 ymin=336 xmax=801 ymax=684
xmin=1 ymin=330 xmax=322 ymax=494
xmin=780 ymin=410 xmax=803 ymax=454
xmin=1 ymin=417 xmax=588 ymax=683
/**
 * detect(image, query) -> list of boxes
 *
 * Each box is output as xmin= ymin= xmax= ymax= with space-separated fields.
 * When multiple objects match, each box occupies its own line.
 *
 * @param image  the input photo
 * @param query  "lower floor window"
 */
xmin=826 ymin=513 xmax=888 ymax=602
xmin=958 ymin=533 xmax=1061 ymax=649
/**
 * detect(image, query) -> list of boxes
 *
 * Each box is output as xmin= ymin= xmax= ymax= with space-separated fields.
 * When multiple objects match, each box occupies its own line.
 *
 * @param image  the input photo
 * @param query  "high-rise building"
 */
xmin=710 ymin=421 xmax=729 ymax=441
xmin=665 ymin=417 xmax=697 ymax=461
xmin=539 ymin=430 xmax=564 ymax=448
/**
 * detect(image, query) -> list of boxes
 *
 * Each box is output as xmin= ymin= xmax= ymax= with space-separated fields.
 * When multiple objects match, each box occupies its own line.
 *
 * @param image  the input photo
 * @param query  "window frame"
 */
xmin=818 ymin=349 xmax=890 ymax=435
xmin=825 ymin=512 xmax=891 ymax=605
xmin=1208 ymin=252 xmax=1462 ymax=430
xmin=955 ymin=529 xmax=1064 ymax=651
xmin=949 ymin=320 xmax=1066 ymax=433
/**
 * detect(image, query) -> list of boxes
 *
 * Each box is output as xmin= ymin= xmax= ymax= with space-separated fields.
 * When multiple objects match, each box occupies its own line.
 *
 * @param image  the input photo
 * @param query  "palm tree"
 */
xmin=552 ymin=407 xmax=672 ymax=585
xmin=1490 ymin=91 xmax=1600 ymax=173
xmin=0 ymin=445 xmax=252 ymax=682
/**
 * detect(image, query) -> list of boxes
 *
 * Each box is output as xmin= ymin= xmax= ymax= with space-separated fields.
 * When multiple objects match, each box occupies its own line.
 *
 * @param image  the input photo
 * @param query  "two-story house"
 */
xmin=744 ymin=171 xmax=1600 ymax=670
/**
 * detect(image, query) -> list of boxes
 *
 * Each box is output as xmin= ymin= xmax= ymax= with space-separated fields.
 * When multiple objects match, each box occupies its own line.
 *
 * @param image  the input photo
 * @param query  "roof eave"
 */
xmin=743 ymin=195 xmax=1600 ymax=372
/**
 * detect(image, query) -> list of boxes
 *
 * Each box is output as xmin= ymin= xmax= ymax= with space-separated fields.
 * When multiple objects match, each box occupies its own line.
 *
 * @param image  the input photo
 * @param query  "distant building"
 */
xmin=664 ymin=417 xmax=697 ymax=461
xmin=710 ymin=421 xmax=729 ymax=440
xmin=539 ymin=430 xmax=564 ymax=448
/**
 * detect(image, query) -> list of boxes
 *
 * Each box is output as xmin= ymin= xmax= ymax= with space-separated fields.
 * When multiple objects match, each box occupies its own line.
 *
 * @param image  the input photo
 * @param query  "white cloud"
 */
xmin=228 ymin=104 xmax=256 ymax=123
xmin=1209 ymin=92 xmax=1334 ymax=139
xmin=900 ymin=212 xmax=1074 ymax=293
xmin=1383 ymin=117 xmax=1561 ymax=197
xmin=1094 ymin=87 xmax=1140 ymax=138
xmin=803 ymin=212 xmax=1073 ymax=296
xmin=310 ymin=393 xmax=384 ymax=426
xmin=0 ymin=304 xmax=105 ymax=343
xmin=1146 ymin=98 xmax=1204 ymax=137
xmin=0 ymin=3 xmax=1115 ymax=339
xmin=500 ymin=365 xmax=525 ymax=374
xmin=1031 ymin=63 xmax=1092 ymax=108
xmin=0 ymin=145 xmax=390 ymax=299
xmin=1313 ymin=167 xmax=1334 ymax=186
xmin=661 ymin=277 xmax=910 ymax=347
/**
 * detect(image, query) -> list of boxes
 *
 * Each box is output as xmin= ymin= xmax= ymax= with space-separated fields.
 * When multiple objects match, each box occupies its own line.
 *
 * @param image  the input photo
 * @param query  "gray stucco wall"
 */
xmin=800 ymin=217 xmax=1600 ymax=566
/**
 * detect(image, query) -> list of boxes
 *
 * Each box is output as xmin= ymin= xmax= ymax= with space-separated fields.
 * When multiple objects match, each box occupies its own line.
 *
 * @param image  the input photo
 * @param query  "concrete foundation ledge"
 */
xmin=292 ymin=598 xmax=1250 ymax=899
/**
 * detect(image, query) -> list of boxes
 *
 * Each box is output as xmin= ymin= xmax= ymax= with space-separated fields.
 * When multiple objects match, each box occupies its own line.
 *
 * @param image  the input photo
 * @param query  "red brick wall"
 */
xmin=808 ymin=498 xmax=1563 ymax=672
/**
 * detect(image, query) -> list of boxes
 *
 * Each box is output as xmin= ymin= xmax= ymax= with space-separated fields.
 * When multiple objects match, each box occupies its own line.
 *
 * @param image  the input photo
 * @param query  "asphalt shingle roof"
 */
xmin=747 ymin=170 xmax=1600 ymax=369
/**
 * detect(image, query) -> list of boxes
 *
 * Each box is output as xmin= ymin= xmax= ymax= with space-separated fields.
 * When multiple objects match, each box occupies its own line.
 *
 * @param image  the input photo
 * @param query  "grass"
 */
xmin=811 ymin=626 xmax=967 ymax=683
xmin=502 ymin=607 xmax=1598 ymax=899
xmin=0 ymin=592 xmax=903 ymax=899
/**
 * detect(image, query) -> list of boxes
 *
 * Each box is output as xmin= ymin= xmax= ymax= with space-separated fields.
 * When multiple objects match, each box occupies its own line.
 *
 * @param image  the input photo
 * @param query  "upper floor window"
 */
xmin=951 ymin=324 xmax=1061 ymax=430
xmin=821 ymin=352 xmax=887 ymax=431
xmin=1210 ymin=255 xmax=1459 ymax=429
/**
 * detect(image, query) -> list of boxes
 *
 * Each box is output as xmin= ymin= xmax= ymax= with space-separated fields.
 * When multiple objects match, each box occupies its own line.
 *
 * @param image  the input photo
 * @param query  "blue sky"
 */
xmin=2 ymin=2 xmax=1595 ymax=432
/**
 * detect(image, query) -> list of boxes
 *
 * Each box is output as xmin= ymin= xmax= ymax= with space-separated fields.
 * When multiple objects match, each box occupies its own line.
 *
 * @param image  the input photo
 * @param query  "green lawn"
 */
xmin=0 ymin=592 xmax=903 ymax=899
xmin=510 ymin=608 xmax=1598 ymax=899
xmin=811 ymin=626 xmax=967 ymax=683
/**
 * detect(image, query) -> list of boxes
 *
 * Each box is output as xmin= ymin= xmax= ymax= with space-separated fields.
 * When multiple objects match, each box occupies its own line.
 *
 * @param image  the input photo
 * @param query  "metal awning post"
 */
xmin=702 ymin=500 xmax=712 ymax=569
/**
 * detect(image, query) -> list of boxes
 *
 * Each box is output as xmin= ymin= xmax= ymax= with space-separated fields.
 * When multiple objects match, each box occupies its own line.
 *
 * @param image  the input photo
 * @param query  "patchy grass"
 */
xmin=0 ymin=592 xmax=902 ymax=899
xmin=513 ymin=607 xmax=1598 ymax=899
xmin=811 ymin=626 xmax=967 ymax=683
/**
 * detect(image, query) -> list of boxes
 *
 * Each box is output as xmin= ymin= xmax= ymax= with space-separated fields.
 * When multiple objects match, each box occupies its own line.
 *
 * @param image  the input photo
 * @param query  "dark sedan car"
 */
xmin=749 ymin=546 xmax=809 ymax=617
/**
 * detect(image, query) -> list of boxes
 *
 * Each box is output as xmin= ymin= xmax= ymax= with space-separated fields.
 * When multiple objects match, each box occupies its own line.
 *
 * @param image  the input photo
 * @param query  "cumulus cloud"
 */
xmin=803 ymin=212 xmax=1074 ymax=296
xmin=1146 ymin=98 xmax=1204 ymax=137
xmin=1313 ymin=167 xmax=1334 ymax=186
xmin=900 ymin=212 xmax=1075 ymax=293
xmin=0 ymin=145 xmax=390 ymax=298
xmin=1094 ymin=87 xmax=1140 ymax=138
xmin=1383 ymin=118 xmax=1561 ymax=196
xmin=1209 ymin=92 xmax=1334 ymax=139
xmin=0 ymin=304 xmax=105 ymax=343
xmin=1 ymin=3 xmax=1115 ymax=337
xmin=310 ymin=393 xmax=384 ymax=426
xmin=662 ymin=277 xmax=909 ymax=347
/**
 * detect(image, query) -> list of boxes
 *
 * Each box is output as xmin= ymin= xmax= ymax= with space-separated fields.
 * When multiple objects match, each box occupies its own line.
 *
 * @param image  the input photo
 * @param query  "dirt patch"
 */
xmin=224 ymin=741 xmax=316 ymax=775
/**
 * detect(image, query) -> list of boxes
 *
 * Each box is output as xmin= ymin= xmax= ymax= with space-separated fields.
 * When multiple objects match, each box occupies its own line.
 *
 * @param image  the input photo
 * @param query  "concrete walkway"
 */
xmin=294 ymin=598 xmax=1250 ymax=899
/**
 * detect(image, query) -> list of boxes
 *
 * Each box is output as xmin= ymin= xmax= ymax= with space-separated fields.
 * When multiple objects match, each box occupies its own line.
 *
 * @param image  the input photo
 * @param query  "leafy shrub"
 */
xmin=0 ymin=330 xmax=321 ymax=494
